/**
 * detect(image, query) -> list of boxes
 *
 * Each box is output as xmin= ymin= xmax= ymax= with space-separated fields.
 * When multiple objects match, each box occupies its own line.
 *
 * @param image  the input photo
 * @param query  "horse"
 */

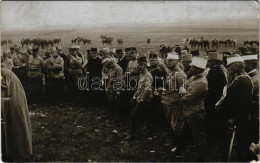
xmin=147 ymin=38 xmax=151 ymax=44
xmin=212 ymin=39 xmax=219 ymax=49
xmin=83 ymin=39 xmax=91 ymax=45
xmin=117 ymin=39 xmax=123 ymax=45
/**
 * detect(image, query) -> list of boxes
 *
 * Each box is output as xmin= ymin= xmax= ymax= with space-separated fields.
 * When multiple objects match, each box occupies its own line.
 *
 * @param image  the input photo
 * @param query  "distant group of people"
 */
xmin=1 ymin=42 xmax=259 ymax=161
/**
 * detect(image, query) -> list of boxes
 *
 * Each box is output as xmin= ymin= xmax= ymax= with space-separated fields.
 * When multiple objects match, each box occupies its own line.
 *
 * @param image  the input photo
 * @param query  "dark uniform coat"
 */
xmin=117 ymin=56 xmax=129 ymax=73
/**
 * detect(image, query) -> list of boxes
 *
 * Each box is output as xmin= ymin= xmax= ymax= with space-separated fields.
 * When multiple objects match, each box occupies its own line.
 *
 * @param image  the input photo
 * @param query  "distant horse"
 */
xmin=160 ymin=45 xmax=173 ymax=59
xmin=244 ymin=40 xmax=259 ymax=47
xmin=117 ymin=39 xmax=123 ymax=45
xmin=1 ymin=40 xmax=7 ymax=46
xmin=147 ymin=38 xmax=151 ymax=44
xmin=212 ymin=39 xmax=219 ymax=49
xmin=83 ymin=39 xmax=91 ymax=45
xmin=102 ymin=37 xmax=113 ymax=46
xmin=219 ymin=40 xmax=228 ymax=47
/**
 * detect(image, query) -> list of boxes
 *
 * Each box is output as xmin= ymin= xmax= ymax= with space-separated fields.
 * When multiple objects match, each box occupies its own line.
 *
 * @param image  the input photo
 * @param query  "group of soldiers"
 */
xmin=1 ymin=42 xmax=259 ymax=161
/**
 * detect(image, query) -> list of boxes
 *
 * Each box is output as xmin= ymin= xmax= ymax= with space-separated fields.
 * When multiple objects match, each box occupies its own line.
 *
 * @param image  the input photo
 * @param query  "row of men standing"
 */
xmin=1 ymin=44 xmax=259 ymax=161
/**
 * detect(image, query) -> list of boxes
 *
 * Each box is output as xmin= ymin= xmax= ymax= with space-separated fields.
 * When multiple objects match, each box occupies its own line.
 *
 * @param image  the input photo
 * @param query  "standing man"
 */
xmin=86 ymin=48 xmax=103 ymax=104
xmin=160 ymin=52 xmax=187 ymax=147
xmin=242 ymin=54 xmax=259 ymax=144
xmin=204 ymin=52 xmax=228 ymax=143
xmin=67 ymin=47 xmax=83 ymax=101
xmin=1 ymin=50 xmax=13 ymax=70
xmin=220 ymin=54 xmax=253 ymax=161
xmin=179 ymin=57 xmax=208 ymax=160
xmin=12 ymin=45 xmax=28 ymax=89
xmin=116 ymin=49 xmax=128 ymax=73
xmin=1 ymin=67 xmax=32 ymax=161
xmin=125 ymin=55 xmax=153 ymax=140
xmin=45 ymin=47 xmax=64 ymax=105
xmin=181 ymin=54 xmax=192 ymax=79
xmin=27 ymin=47 xmax=45 ymax=105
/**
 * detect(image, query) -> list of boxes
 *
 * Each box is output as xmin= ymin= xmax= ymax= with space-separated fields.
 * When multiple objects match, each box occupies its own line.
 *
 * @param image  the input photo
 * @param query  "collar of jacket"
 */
xmin=193 ymin=73 xmax=204 ymax=80
xmin=248 ymin=69 xmax=257 ymax=77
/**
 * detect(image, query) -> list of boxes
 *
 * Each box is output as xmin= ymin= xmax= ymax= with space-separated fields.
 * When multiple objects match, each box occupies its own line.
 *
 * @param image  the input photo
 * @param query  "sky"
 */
xmin=1 ymin=1 xmax=259 ymax=31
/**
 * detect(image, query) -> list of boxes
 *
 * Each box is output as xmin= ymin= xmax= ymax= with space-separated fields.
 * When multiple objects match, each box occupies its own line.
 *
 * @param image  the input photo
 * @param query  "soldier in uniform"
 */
xmin=27 ymin=47 xmax=45 ymax=105
xmin=179 ymin=57 xmax=208 ymax=160
xmin=147 ymin=50 xmax=166 ymax=128
xmin=204 ymin=52 xmax=228 ymax=144
xmin=1 ymin=50 xmax=13 ymax=70
xmin=181 ymin=54 xmax=192 ymax=79
xmin=116 ymin=49 xmax=128 ymax=73
xmin=242 ymin=54 xmax=259 ymax=144
xmin=45 ymin=47 xmax=64 ymax=105
xmin=67 ymin=47 xmax=83 ymax=101
xmin=103 ymin=58 xmax=124 ymax=117
xmin=160 ymin=52 xmax=187 ymax=147
xmin=8 ymin=46 xmax=15 ymax=59
xmin=56 ymin=46 xmax=67 ymax=98
xmin=220 ymin=54 xmax=253 ymax=161
xmin=125 ymin=55 xmax=153 ymax=140
xmin=86 ymin=48 xmax=103 ymax=104
xmin=12 ymin=45 xmax=28 ymax=89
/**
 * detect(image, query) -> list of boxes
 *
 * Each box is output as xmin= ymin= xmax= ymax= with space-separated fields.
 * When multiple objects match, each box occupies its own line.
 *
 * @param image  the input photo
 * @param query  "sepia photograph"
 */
xmin=1 ymin=1 xmax=259 ymax=162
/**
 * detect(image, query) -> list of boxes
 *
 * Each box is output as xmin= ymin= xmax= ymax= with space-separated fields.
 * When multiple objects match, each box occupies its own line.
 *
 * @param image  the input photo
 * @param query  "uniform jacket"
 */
xmin=46 ymin=56 xmax=64 ymax=78
xmin=68 ymin=55 xmax=83 ymax=76
xmin=117 ymin=56 xmax=129 ymax=73
xmin=221 ymin=74 xmax=253 ymax=122
xmin=28 ymin=55 xmax=45 ymax=78
xmin=148 ymin=65 xmax=166 ymax=92
xmin=204 ymin=65 xmax=227 ymax=113
xmin=87 ymin=57 xmax=103 ymax=79
xmin=126 ymin=60 xmax=139 ymax=75
xmin=134 ymin=71 xmax=153 ymax=102
xmin=248 ymin=69 xmax=259 ymax=120
xmin=161 ymin=66 xmax=187 ymax=105
xmin=181 ymin=73 xmax=208 ymax=118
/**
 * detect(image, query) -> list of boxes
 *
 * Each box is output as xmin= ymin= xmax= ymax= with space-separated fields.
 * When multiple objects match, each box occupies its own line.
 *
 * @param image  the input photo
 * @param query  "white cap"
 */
xmin=242 ymin=55 xmax=258 ymax=61
xmin=190 ymin=57 xmax=207 ymax=69
xmin=226 ymin=54 xmax=244 ymax=66
xmin=167 ymin=52 xmax=179 ymax=60
xmin=103 ymin=47 xmax=110 ymax=54
xmin=181 ymin=50 xmax=188 ymax=56
xmin=75 ymin=45 xmax=80 ymax=49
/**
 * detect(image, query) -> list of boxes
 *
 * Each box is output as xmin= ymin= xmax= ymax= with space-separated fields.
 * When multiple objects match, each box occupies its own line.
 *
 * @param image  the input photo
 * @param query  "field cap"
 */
xmin=208 ymin=52 xmax=223 ymax=61
xmin=167 ymin=52 xmax=179 ymax=60
xmin=56 ymin=45 xmax=62 ymax=50
xmin=75 ymin=45 xmax=80 ymax=49
xmin=182 ymin=54 xmax=192 ymax=62
xmin=226 ymin=54 xmax=244 ymax=66
xmin=91 ymin=48 xmax=97 ymax=53
xmin=181 ymin=50 xmax=188 ymax=56
xmin=190 ymin=57 xmax=207 ymax=69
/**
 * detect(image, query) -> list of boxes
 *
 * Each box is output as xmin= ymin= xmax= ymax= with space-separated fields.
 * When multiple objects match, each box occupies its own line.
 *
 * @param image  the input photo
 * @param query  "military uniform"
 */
xmin=27 ymin=55 xmax=45 ymax=104
xmin=248 ymin=69 xmax=259 ymax=144
xmin=67 ymin=54 xmax=83 ymax=99
xmin=117 ymin=56 xmax=129 ymax=73
xmin=181 ymin=73 xmax=208 ymax=146
xmin=161 ymin=66 xmax=186 ymax=134
xmin=46 ymin=55 xmax=64 ymax=104
xmin=221 ymin=74 xmax=253 ymax=161
xmin=129 ymin=70 xmax=153 ymax=137
xmin=204 ymin=64 xmax=228 ymax=142
xmin=12 ymin=52 xmax=28 ymax=89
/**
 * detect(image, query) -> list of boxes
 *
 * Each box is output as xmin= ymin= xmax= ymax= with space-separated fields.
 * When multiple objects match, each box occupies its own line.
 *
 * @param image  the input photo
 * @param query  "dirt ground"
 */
xmin=26 ymin=101 xmax=231 ymax=162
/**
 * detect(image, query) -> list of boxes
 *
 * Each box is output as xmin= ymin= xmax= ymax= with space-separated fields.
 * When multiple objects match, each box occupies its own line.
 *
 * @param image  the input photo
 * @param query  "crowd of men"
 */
xmin=1 ymin=43 xmax=259 ymax=161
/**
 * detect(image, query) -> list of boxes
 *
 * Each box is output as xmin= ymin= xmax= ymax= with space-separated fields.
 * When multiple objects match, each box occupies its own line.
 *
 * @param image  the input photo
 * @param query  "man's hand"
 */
xmin=179 ymin=87 xmax=187 ymax=95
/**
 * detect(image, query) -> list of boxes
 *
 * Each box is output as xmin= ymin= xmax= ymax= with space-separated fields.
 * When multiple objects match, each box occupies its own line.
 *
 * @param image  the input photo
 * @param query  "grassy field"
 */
xmin=2 ymin=25 xmax=259 ymax=56
xmin=2 ymin=25 xmax=259 ymax=161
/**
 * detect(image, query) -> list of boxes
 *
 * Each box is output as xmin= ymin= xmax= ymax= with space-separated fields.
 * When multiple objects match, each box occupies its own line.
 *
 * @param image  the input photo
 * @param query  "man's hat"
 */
xmin=70 ymin=45 xmax=76 ymax=49
xmin=102 ymin=57 xmax=112 ymax=64
xmin=138 ymin=55 xmax=147 ymax=63
xmin=181 ymin=54 xmax=192 ymax=62
xmin=27 ymin=45 xmax=32 ymax=50
xmin=125 ymin=47 xmax=137 ymax=52
xmin=190 ymin=57 xmax=207 ymax=69
xmin=167 ymin=52 xmax=179 ymax=60
xmin=10 ymin=46 xmax=14 ymax=50
xmin=148 ymin=50 xmax=158 ymax=60
xmin=32 ymin=47 xmax=39 ymax=53
xmin=91 ymin=48 xmax=97 ymax=53
xmin=116 ymin=49 xmax=123 ymax=54
xmin=50 ymin=47 xmax=57 ymax=52
xmin=208 ymin=52 xmax=223 ymax=61
xmin=226 ymin=54 xmax=244 ymax=66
